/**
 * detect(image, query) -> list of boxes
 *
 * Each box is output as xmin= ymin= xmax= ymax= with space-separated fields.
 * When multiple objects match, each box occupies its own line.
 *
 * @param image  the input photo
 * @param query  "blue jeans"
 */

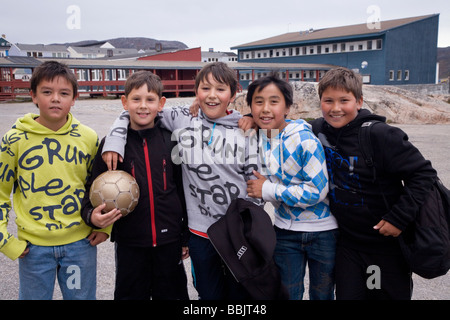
xmin=18 ymin=238 xmax=97 ymax=300
xmin=273 ymin=227 xmax=338 ymax=300
xmin=189 ymin=234 xmax=249 ymax=300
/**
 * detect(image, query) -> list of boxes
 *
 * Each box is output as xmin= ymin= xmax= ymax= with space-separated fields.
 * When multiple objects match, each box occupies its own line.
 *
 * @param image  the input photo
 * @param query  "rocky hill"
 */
xmin=231 ymin=82 xmax=450 ymax=124
xmin=55 ymin=37 xmax=188 ymax=51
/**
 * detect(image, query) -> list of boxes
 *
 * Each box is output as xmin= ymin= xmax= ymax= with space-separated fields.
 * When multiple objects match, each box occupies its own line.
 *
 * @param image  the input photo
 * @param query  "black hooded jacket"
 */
xmin=82 ymin=117 xmax=188 ymax=247
xmin=311 ymin=110 xmax=437 ymax=254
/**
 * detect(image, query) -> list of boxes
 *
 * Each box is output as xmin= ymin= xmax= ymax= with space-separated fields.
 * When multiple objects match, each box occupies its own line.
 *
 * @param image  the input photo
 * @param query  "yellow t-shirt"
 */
xmin=0 ymin=113 xmax=107 ymax=260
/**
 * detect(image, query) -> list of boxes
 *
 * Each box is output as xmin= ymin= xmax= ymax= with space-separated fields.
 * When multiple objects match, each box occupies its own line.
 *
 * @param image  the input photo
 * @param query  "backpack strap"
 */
xmin=310 ymin=118 xmax=325 ymax=136
xmin=358 ymin=121 xmax=379 ymax=181
xmin=358 ymin=120 xmax=390 ymax=210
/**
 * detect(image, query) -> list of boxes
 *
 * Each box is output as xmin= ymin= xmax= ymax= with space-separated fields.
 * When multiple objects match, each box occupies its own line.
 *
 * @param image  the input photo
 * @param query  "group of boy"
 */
xmin=0 ymin=60 xmax=437 ymax=300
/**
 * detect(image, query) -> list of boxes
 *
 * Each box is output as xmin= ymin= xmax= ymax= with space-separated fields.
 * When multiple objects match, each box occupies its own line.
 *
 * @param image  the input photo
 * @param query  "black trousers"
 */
xmin=335 ymin=245 xmax=413 ymax=300
xmin=114 ymin=241 xmax=189 ymax=300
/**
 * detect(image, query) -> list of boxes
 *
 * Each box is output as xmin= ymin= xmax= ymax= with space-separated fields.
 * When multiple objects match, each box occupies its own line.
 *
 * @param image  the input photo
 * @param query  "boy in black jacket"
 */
xmin=311 ymin=67 xmax=437 ymax=299
xmin=81 ymin=71 xmax=189 ymax=300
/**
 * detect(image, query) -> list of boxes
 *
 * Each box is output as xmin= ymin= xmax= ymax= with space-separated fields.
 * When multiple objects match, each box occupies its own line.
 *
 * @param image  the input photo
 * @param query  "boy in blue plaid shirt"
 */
xmin=245 ymin=74 xmax=338 ymax=300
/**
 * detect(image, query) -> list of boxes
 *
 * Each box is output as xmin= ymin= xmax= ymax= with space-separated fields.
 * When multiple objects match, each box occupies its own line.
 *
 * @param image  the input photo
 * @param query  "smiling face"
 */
xmin=251 ymin=83 xmax=289 ymax=137
xmin=195 ymin=73 xmax=235 ymax=120
xmin=31 ymin=75 xmax=76 ymax=131
xmin=320 ymin=86 xmax=363 ymax=129
xmin=122 ymin=84 xmax=165 ymax=130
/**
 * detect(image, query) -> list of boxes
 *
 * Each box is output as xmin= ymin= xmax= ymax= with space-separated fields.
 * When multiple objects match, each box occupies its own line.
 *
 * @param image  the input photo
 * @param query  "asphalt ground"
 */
xmin=0 ymin=97 xmax=449 ymax=300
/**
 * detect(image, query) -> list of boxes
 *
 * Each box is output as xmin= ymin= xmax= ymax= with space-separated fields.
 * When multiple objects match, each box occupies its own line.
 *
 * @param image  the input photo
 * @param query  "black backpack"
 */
xmin=311 ymin=118 xmax=450 ymax=279
xmin=358 ymin=120 xmax=450 ymax=279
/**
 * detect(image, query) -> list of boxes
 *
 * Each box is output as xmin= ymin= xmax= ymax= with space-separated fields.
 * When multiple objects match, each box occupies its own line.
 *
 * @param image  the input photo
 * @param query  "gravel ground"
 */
xmin=0 ymin=97 xmax=449 ymax=300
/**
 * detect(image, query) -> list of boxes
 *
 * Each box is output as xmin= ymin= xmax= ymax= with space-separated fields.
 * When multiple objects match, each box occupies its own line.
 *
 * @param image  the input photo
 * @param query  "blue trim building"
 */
xmin=231 ymin=14 xmax=439 ymax=85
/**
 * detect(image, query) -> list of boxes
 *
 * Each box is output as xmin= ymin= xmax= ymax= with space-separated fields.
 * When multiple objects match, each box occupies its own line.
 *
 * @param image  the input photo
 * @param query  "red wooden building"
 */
xmin=0 ymin=48 xmax=333 ymax=101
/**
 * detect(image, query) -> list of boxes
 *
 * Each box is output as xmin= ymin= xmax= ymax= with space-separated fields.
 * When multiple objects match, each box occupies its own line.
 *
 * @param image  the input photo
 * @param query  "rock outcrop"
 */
xmin=230 ymin=82 xmax=450 ymax=124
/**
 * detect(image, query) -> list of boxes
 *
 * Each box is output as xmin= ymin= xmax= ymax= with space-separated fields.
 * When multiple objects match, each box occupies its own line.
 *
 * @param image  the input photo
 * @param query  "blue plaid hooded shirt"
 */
xmin=260 ymin=119 xmax=338 ymax=231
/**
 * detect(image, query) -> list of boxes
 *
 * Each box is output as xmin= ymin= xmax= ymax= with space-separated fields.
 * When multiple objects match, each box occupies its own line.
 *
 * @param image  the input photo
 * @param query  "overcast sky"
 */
xmin=2 ymin=0 xmax=449 ymax=52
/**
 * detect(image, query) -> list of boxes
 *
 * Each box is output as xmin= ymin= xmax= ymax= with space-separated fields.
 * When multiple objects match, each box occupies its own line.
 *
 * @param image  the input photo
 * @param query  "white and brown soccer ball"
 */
xmin=89 ymin=170 xmax=140 ymax=217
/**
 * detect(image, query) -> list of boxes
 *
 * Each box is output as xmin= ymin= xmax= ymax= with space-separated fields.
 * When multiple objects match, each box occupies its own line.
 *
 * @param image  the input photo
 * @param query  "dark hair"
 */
xmin=246 ymin=72 xmax=293 ymax=107
xmin=124 ymin=71 xmax=164 ymax=97
xmin=318 ymin=67 xmax=363 ymax=101
xmin=195 ymin=62 xmax=238 ymax=97
xmin=30 ymin=61 xmax=78 ymax=98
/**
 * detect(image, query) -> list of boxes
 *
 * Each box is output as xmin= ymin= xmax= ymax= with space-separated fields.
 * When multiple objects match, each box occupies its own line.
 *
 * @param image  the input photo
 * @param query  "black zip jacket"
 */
xmin=81 ymin=117 xmax=188 ymax=247
xmin=311 ymin=110 xmax=437 ymax=254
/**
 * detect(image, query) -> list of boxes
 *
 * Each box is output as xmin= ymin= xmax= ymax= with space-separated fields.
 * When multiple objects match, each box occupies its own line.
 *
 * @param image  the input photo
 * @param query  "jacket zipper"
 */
xmin=143 ymin=138 xmax=157 ymax=247
xmin=131 ymin=160 xmax=136 ymax=178
xmin=163 ymin=158 xmax=167 ymax=191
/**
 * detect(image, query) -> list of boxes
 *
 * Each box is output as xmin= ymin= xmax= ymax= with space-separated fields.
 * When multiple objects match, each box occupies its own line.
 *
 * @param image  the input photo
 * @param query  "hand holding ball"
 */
xmin=89 ymin=170 xmax=140 ymax=217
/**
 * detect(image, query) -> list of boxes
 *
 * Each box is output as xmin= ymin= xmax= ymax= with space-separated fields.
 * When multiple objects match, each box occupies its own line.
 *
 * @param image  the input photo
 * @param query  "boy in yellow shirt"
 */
xmin=0 ymin=61 xmax=110 ymax=299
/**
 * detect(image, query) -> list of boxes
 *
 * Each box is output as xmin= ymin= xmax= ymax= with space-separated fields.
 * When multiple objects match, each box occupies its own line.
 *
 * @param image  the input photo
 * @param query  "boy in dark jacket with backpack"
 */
xmin=311 ymin=67 xmax=437 ymax=299
xmin=81 ymin=71 xmax=189 ymax=300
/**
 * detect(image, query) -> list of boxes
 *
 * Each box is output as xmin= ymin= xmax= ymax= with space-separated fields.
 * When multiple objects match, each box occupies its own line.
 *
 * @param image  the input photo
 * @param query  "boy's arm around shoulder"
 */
xmin=262 ymin=131 xmax=329 ymax=208
xmin=374 ymin=124 xmax=437 ymax=230
xmin=102 ymin=110 xmax=130 ymax=159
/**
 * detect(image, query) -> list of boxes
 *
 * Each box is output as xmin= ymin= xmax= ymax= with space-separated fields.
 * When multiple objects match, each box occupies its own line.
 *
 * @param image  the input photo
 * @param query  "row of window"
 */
xmin=25 ymin=51 xmax=68 ymax=58
xmin=240 ymin=39 xmax=383 ymax=60
xmin=389 ymin=69 xmax=410 ymax=81
xmin=240 ymin=69 xmax=411 ymax=83
xmin=74 ymin=68 xmax=129 ymax=81
xmin=203 ymin=57 xmax=238 ymax=62
xmin=240 ymin=70 xmax=326 ymax=81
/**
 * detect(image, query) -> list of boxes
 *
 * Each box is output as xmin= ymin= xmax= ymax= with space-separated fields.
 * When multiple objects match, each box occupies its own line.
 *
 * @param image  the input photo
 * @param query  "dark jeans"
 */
xmin=188 ymin=233 xmax=249 ymax=300
xmin=273 ymin=227 xmax=338 ymax=300
xmin=114 ymin=241 xmax=189 ymax=300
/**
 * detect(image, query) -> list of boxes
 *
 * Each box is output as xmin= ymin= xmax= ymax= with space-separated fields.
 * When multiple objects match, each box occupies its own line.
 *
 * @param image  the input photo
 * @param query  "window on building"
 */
xmin=358 ymin=44 xmax=363 ymax=51
xmin=376 ymin=39 xmax=382 ymax=49
xmin=367 ymin=40 xmax=373 ymax=50
xmin=397 ymin=70 xmax=402 ymax=81
xmin=333 ymin=44 xmax=338 ymax=52
xmin=309 ymin=47 xmax=314 ymax=54
xmin=317 ymin=46 xmax=321 ymax=54
xmin=389 ymin=70 xmax=394 ymax=81
xmin=349 ymin=45 xmax=354 ymax=51
xmin=296 ymin=47 xmax=300 ymax=55
xmin=302 ymin=47 xmax=307 ymax=55
xmin=341 ymin=43 xmax=346 ymax=52
xmin=405 ymin=70 xmax=410 ymax=81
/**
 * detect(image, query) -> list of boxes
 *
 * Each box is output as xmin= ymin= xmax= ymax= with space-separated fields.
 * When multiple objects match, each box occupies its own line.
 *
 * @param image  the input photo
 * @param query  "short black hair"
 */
xmin=195 ymin=62 xmax=238 ymax=97
xmin=124 ymin=71 xmax=163 ymax=97
xmin=246 ymin=72 xmax=293 ymax=108
xmin=318 ymin=67 xmax=363 ymax=101
xmin=30 ymin=61 xmax=78 ymax=98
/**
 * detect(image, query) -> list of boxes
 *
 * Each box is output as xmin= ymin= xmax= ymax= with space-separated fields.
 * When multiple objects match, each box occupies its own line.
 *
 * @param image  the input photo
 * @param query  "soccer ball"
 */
xmin=89 ymin=170 xmax=140 ymax=217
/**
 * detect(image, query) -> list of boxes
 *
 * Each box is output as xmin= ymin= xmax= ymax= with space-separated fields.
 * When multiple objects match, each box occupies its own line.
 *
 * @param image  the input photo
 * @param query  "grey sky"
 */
xmin=1 ymin=0 xmax=449 ymax=52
